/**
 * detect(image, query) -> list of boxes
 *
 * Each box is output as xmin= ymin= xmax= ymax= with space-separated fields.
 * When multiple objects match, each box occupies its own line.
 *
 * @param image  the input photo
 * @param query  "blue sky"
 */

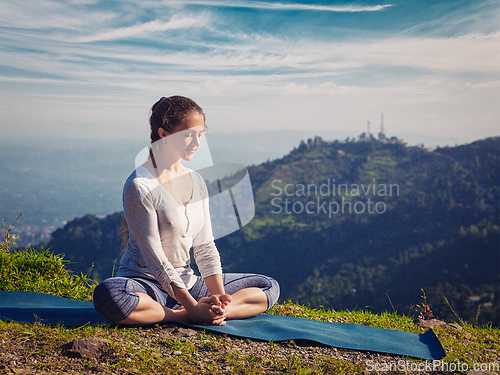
xmin=1 ymin=0 xmax=499 ymax=144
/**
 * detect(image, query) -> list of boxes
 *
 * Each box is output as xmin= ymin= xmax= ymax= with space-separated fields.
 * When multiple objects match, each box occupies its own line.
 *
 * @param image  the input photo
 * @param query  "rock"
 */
xmin=61 ymin=337 xmax=111 ymax=359
xmin=170 ymin=327 xmax=197 ymax=338
xmin=448 ymin=323 xmax=464 ymax=331
xmin=160 ymin=327 xmax=177 ymax=336
xmin=413 ymin=318 xmax=448 ymax=329
xmin=414 ymin=319 xmax=468 ymax=333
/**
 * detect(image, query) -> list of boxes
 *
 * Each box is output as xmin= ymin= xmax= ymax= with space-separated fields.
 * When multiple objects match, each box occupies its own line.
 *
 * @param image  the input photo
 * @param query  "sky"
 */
xmin=0 ymin=0 xmax=499 ymax=144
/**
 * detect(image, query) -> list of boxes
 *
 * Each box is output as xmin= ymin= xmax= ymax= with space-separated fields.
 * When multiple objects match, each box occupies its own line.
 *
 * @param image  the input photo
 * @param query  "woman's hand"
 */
xmin=202 ymin=274 xmax=232 ymax=318
xmin=189 ymin=295 xmax=228 ymax=325
xmin=171 ymin=283 xmax=231 ymax=325
xmin=210 ymin=293 xmax=232 ymax=316
xmin=171 ymin=277 xmax=233 ymax=325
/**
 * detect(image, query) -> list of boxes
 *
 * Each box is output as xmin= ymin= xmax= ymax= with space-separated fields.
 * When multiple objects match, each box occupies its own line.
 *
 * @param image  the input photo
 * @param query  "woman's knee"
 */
xmin=262 ymin=276 xmax=280 ymax=310
xmin=93 ymin=277 xmax=140 ymax=323
xmin=222 ymin=273 xmax=280 ymax=310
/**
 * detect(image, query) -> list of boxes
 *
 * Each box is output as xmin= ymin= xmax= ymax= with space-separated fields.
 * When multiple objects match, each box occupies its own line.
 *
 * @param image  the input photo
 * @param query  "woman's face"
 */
xmin=162 ymin=111 xmax=205 ymax=162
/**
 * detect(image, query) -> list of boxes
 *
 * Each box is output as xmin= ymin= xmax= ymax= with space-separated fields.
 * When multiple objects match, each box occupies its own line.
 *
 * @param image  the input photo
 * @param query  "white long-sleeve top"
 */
xmin=116 ymin=165 xmax=222 ymax=299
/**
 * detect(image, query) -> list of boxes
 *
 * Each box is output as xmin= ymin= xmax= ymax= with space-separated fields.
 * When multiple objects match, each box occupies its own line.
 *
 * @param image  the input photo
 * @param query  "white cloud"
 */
xmin=179 ymin=1 xmax=393 ymax=12
xmin=469 ymin=80 xmax=500 ymax=90
xmin=283 ymin=83 xmax=308 ymax=95
xmin=0 ymin=0 xmax=115 ymax=30
xmin=0 ymin=75 xmax=72 ymax=85
xmin=319 ymin=82 xmax=337 ymax=88
xmin=76 ymin=14 xmax=209 ymax=42
xmin=349 ymin=32 xmax=500 ymax=72
xmin=2 ymin=29 xmax=499 ymax=93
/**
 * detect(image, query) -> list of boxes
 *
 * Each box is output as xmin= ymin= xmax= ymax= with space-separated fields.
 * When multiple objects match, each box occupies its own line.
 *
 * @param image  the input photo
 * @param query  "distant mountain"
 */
xmin=29 ymin=136 xmax=500 ymax=326
xmin=1 ymin=131 xmax=466 ymax=247
xmin=216 ymin=136 xmax=500 ymax=325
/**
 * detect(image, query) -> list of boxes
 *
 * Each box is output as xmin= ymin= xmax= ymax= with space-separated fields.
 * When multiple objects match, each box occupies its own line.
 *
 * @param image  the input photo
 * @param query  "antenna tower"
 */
xmin=379 ymin=113 xmax=386 ymax=140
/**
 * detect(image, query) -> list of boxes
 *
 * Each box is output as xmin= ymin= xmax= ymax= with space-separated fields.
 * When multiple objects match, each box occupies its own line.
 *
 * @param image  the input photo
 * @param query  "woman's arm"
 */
xmin=191 ymin=173 xmax=223 ymax=280
xmin=204 ymin=274 xmax=225 ymax=295
xmin=175 ymin=274 xmax=228 ymax=317
xmin=203 ymin=274 xmax=231 ymax=316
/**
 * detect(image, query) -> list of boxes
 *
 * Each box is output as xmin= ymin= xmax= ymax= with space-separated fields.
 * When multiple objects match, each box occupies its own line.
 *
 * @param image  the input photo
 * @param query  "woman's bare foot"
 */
xmin=218 ymin=294 xmax=232 ymax=312
xmin=190 ymin=296 xmax=227 ymax=325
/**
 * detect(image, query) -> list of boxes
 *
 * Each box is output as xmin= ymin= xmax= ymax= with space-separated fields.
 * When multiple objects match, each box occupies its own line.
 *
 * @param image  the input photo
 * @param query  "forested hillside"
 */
xmin=32 ymin=136 xmax=500 ymax=326
xmin=218 ymin=136 xmax=500 ymax=326
xmin=34 ymin=213 xmax=124 ymax=282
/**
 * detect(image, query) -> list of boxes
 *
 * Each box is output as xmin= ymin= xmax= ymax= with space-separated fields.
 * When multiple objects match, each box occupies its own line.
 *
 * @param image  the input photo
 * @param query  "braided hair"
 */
xmin=149 ymin=95 xmax=205 ymax=143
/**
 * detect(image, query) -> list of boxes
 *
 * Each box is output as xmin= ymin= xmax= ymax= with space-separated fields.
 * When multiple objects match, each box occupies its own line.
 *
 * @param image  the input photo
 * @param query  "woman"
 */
xmin=93 ymin=96 xmax=279 ymax=325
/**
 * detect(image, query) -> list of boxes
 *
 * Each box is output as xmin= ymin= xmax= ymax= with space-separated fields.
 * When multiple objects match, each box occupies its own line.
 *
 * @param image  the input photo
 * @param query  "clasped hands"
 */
xmin=188 ymin=294 xmax=232 ymax=326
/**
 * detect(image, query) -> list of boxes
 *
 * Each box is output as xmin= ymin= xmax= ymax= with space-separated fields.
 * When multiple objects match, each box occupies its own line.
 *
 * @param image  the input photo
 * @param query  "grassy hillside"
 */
xmin=1 ymin=229 xmax=499 ymax=374
xmin=0 ymin=215 xmax=96 ymax=302
xmin=40 ymin=212 xmax=124 ymax=282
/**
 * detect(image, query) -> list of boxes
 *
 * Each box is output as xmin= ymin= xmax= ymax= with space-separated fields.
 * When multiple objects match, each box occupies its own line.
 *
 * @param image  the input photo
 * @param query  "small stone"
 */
xmin=413 ymin=318 xmax=448 ymax=329
xmin=161 ymin=327 xmax=177 ymax=335
xmin=171 ymin=327 xmax=197 ymax=338
xmin=173 ymin=351 xmax=182 ymax=355
xmin=61 ymin=337 xmax=111 ymax=359
xmin=448 ymin=323 xmax=464 ymax=331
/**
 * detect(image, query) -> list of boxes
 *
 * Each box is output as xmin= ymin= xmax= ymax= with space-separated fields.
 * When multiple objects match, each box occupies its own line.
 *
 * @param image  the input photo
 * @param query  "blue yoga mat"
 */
xmin=0 ymin=291 xmax=445 ymax=360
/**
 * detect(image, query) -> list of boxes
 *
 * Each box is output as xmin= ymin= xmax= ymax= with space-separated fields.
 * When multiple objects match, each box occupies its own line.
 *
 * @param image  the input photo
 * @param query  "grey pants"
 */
xmin=93 ymin=273 xmax=280 ymax=323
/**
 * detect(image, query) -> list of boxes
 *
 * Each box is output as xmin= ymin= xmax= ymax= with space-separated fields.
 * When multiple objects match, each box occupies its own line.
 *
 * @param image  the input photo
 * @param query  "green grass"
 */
xmin=1 ymin=217 xmax=499 ymax=374
xmin=0 ymin=219 xmax=96 ymax=301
